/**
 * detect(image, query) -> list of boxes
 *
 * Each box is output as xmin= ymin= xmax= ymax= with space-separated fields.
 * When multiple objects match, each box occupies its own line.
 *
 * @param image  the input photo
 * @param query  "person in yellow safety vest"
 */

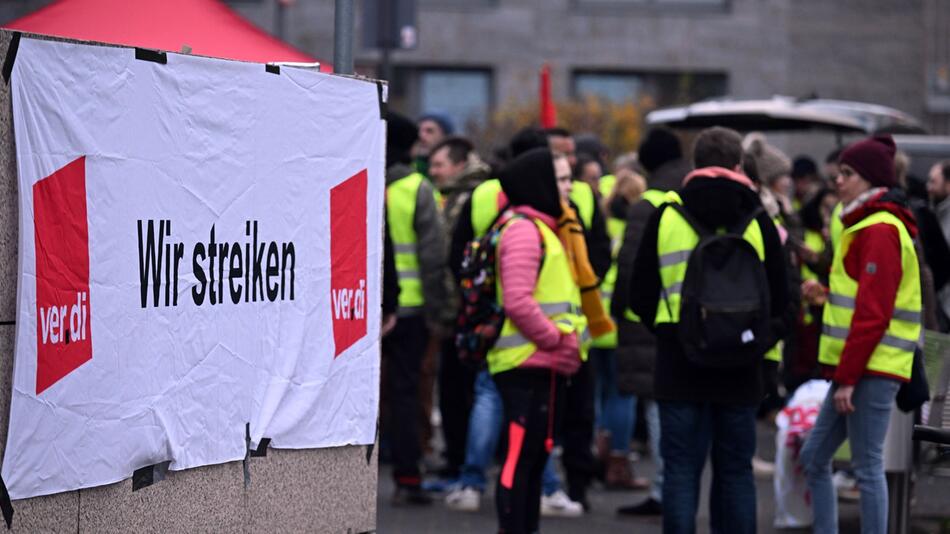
xmin=543 ymin=126 xmax=611 ymax=508
xmin=786 ymin=188 xmax=838 ymax=391
xmin=800 ymin=135 xmax=922 ymax=534
xmin=444 ymin=127 xmax=585 ymax=517
xmin=588 ymin=165 xmax=652 ymax=490
xmin=382 ymin=112 xmax=450 ymax=505
xmin=489 ymin=148 xmax=586 ymax=534
xmin=628 ymin=127 xmax=788 ymax=534
xmin=611 ymin=127 xmax=692 ymax=517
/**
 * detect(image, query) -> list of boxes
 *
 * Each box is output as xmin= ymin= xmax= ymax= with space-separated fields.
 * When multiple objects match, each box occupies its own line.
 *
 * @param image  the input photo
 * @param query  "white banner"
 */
xmin=4 ymin=38 xmax=384 ymax=499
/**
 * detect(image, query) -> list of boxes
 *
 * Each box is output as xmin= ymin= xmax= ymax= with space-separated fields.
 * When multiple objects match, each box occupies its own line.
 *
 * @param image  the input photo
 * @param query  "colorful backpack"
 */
xmin=455 ymin=212 xmax=542 ymax=365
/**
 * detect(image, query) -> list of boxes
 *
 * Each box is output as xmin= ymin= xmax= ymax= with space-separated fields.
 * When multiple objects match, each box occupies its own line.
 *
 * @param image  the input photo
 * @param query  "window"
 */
xmin=389 ymin=67 xmax=493 ymax=133
xmin=573 ymin=0 xmax=727 ymax=10
xmin=573 ymin=70 xmax=728 ymax=107
xmin=575 ymin=73 xmax=645 ymax=103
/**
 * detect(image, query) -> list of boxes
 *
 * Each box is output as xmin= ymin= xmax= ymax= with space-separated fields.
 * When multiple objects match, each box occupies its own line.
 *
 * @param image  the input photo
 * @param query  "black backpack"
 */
xmin=666 ymin=203 xmax=771 ymax=368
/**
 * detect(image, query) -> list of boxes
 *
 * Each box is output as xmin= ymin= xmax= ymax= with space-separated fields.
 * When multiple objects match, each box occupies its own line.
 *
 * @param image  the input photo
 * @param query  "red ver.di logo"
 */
xmin=330 ymin=169 xmax=368 ymax=357
xmin=33 ymin=156 xmax=92 ymax=394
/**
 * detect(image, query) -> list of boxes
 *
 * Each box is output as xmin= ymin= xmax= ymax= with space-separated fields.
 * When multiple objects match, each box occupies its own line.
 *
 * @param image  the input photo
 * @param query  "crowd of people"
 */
xmin=378 ymin=110 xmax=947 ymax=534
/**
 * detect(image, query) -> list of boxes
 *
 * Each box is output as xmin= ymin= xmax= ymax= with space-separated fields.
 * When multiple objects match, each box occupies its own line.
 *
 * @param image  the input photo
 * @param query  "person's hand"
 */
xmin=834 ymin=384 xmax=856 ymax=414
xmin=798 ymin=244 xmax=820 ymax=265
xmin=801 ymin=279 xmax=828 ymax=306
xmin=381 ymin=314 xmax=397 ymax=337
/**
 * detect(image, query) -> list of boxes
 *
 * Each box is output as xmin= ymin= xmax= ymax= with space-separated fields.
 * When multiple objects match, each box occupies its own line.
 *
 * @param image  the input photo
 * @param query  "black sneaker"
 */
xmin=617 ymin=497 xmax=662 ymax=516
xmin=392 ymin=485 xmax=433 ymax=506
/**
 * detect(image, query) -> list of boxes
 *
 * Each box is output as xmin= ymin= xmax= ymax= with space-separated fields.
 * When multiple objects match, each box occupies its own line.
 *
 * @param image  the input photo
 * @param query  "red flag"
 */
xmin=540 ymin=63 xmax=557 ymax=128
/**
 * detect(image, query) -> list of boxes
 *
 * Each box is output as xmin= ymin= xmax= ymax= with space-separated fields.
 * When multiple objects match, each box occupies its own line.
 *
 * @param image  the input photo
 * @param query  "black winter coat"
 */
xmin=610 ymin=158 xmax=690 ymax=397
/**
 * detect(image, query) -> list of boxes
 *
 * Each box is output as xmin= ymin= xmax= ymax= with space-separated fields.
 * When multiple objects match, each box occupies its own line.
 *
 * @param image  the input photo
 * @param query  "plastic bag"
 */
xmin=774 ymin=379 xmax=830 ymax=528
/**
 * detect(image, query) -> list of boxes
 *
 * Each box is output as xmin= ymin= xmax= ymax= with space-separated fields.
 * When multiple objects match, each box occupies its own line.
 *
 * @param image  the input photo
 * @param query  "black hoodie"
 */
xmin=499 ymin=147 xmax=562 ymax=219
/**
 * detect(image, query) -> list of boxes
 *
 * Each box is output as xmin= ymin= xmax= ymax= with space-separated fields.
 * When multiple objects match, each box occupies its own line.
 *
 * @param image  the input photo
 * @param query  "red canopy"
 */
xmin=4 ymin=0 xmax=330 ymax=70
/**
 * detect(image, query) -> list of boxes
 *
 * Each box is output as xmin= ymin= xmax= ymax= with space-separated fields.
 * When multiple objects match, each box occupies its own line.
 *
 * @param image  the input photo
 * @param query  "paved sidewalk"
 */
xmin=375 ymin=422 xmax=950 ymax=533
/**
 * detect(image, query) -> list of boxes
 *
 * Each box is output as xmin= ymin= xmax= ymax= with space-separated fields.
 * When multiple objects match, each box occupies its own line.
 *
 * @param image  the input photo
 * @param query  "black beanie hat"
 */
xmin=791 ymin=156 xmax=819 ymax=179
xmin=386 ymin=111 xmax=418 ymax=167
xmin=638 ymin=127 xmax=682 ymax=173
xmin=499 ymin=147 xmax=562 ymax=219
xmin=839 ymin=135 xmax=897 ymax=188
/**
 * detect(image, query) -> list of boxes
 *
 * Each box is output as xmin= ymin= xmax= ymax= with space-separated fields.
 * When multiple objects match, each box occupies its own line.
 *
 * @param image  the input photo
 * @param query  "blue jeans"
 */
xmin=459 ymin=370 xmax=562 ymax=496
xmin=645 ymin=399 xmax=664 ymax=502
xmin=591 ymin=348 xmax=637 ymax=452
xmin=800 ymin=377 xmax=899 ymax=534
xmin=659 ymin=400 xmax=757 ymax=534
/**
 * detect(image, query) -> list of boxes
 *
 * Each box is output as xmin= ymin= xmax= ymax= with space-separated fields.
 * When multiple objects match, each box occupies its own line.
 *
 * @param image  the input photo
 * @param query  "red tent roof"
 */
xmin=4 ymin=0 xmax=330 ymax=70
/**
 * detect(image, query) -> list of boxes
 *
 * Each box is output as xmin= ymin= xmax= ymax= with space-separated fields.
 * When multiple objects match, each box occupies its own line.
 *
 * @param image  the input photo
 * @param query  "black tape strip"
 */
xmin=0 ymin=474 xmax=13 ymax=529
xmin=0 ymin=321 xmax=14 ymax=326
xmin=134 ymin=48 xmax=167 ymax=65
xmin=250 ymin=437 xmax=270 ymax=457
xmin=243 ymin=423 xmax=251 ymax=487
xmin=131 ymin=465 xmax=153 ymax=490
xmin=265 ymin=64 xmax=280 ymax=75
xmin=376 ymin=81 xmax=387 ymax=119
xmin=131 ymin=461 xmax=170 ymax=491
xmin=2 ymin=32 xmax=21 ymax=85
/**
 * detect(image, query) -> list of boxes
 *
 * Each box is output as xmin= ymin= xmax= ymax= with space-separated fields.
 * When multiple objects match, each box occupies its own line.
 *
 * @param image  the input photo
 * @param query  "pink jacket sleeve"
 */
xmin=497 ymin=219 xmax=563 ymax=350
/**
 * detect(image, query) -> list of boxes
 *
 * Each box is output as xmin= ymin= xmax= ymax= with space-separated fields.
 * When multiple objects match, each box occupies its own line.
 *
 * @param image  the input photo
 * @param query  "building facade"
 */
xmin=1 ymin=0 xmax=947 ymax=135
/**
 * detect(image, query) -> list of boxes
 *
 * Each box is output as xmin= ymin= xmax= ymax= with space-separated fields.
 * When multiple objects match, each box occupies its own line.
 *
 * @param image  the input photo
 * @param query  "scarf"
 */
xmin=557 ymin=200 xmax=615 ymax=339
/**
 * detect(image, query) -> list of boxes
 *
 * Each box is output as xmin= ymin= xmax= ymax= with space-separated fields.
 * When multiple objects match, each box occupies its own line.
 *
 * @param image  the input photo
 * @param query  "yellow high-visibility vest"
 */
xmin=818 ymin=211 xmax=921 ymax=379
xmin=386 ymin=172 xmax=430 ymax=312
xmin=622 ymin=189 xmax=673 ymax=324
xmin=470 ymin=178 xmax=503 ymax=238
xmin=488 ymin=217 xmax=588 ymax=375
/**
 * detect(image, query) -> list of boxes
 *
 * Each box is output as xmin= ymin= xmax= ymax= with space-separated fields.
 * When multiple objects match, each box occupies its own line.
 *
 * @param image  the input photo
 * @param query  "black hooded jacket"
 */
xmin=629 ymin=172 xmax=788 ymax=404
xmin=499 ymin=148 xmax=562 ymax=218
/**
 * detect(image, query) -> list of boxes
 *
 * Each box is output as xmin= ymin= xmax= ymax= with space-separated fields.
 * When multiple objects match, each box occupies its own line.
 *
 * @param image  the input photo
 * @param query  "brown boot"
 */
xmin=605 ymin=452 xmax=649 ymax=491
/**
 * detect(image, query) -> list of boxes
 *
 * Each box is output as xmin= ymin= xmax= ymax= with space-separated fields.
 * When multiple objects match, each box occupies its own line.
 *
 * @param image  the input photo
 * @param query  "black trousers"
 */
xmin=438 ymin=336 xmax=475 ymax=476
xmin=382 ymin=314 xmax=429 ymax=486
xmin=494 ymin=368 xmax=564 ymax=534
xmin=560 ymin=359 xmax=597 ymax=503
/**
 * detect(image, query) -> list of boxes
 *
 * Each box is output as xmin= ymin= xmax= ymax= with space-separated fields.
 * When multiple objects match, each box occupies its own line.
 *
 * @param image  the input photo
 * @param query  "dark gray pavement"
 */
xmin=376 ymin=422 xmax=950 ymax=533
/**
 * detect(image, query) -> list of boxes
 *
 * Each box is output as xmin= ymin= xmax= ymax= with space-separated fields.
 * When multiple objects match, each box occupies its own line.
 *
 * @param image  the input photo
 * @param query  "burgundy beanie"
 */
xmin=839 ymin=135 xmax=897 ymax=188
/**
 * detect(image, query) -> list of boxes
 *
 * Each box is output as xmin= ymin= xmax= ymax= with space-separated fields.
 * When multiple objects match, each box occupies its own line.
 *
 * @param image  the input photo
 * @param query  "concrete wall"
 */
xmin=0 ymin=31 xmax=377 ymax=533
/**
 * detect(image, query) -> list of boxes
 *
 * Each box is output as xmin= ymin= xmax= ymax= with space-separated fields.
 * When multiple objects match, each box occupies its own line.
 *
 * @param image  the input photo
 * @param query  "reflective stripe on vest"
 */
xmin=471 ymin=178 xmax=503 ymax=238
xmin=570 ymin=181 xmax=596 ymax=230
xmin=386 ymin=172 xmax=428 ymax=312
xmin=818 ymin=210 xmax=921 ymax=380
xmin=622 ymin=189 xmax=671 ymax=323
xmin=654 ymin=203 xmax=766 ymax=324
xmin=487 ymin=218 xmax=588 ymax=375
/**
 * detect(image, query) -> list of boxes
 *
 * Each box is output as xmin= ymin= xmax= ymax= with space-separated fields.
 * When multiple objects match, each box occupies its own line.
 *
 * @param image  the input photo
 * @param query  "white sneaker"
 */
xmin=540 ymin=490 xmax=584 ymax=518
xmin=445 ymin=486 xmax=481 ymax=512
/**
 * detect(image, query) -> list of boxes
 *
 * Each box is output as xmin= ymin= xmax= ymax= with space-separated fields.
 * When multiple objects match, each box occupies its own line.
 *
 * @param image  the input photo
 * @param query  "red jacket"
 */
xmin=827 ymin=189 xmax=918 ymax=385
